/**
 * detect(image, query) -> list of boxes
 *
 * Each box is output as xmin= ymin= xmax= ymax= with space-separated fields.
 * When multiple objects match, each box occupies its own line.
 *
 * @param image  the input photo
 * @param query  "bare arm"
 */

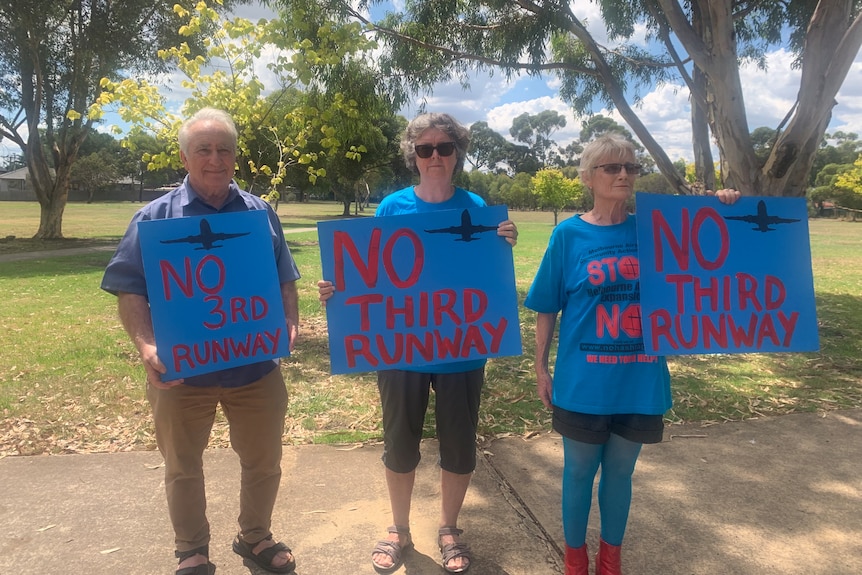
xmin=534 ymin=312 xmax=558 ymax=409
xmin=281 ymin=280 xmax=300 ymax=351
xmin=117 ymin=292 xmax=182 ymax=389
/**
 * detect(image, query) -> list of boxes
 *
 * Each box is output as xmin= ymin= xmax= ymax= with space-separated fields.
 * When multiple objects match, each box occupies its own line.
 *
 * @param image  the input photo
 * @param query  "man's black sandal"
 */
xmin=175 ymin=545 xmax=216 ymax=575
xmin=232 ymin=533 xmax=296 ymax=574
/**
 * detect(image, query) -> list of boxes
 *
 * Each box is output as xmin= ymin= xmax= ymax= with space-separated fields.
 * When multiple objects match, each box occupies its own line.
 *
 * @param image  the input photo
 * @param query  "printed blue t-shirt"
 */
xmin=524 ymin=214 xmax=671 ymax=415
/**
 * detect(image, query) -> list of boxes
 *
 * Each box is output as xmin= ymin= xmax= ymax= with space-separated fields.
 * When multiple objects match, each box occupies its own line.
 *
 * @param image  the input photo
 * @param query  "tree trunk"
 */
xmin=562 ymin=9 xmax=692 ymax=195
xmin=761 ymin=2 xmax=862 ymax=197
xmin=342 ymin=199 xmax=352 ymax=215
xmin=35 ymin=185 xmax=67 ymax=239
xmin=689 ymin=4 xmax=715 ymax=192
xmin=25 ymin=131 xmax=68 ymax=239
xmin=691 ymin=66 xmax=715 ymax=191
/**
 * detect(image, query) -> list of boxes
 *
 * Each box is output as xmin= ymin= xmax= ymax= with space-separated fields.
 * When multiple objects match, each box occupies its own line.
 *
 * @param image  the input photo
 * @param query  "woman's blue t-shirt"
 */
xmin=524 ymin=214 xmax=671 ymax=415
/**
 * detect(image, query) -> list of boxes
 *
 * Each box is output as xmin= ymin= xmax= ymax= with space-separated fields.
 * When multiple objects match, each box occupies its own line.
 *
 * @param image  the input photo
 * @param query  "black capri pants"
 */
xmin=377 ymin=368 xmax=484 ymax=475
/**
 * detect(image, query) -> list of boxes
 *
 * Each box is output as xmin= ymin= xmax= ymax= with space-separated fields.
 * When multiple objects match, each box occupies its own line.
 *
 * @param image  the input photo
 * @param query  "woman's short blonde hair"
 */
xmin=578 ymin=133 xmax=637 ymax=181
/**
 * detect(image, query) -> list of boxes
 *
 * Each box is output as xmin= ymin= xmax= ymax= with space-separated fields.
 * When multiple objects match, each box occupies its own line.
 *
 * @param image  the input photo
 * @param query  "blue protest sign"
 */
xmin=635 ymin=192 xmax=819 ymax=355
xmin=318 ymin=205 xmax=522 ymax=374
xmin=138 ymin=210 xmax=289 ymax=380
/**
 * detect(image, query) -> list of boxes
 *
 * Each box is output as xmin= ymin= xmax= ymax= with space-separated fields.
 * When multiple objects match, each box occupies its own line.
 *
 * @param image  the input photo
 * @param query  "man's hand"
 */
xmin=140 ymin=342 xmax=183 ymax=389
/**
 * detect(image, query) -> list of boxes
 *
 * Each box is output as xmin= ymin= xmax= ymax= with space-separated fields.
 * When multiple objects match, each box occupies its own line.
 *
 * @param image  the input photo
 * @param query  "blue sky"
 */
xmin=3 ymin=2 xmax=860 ymax=165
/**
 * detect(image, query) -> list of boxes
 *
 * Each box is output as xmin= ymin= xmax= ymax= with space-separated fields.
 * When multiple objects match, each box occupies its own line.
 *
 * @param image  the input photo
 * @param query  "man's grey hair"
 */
xmin=178 ymin=108 xmax=238 ymax=154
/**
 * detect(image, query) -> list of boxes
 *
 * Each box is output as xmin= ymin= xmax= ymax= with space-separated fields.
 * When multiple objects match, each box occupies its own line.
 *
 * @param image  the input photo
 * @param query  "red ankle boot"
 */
xmin=564 ymin=544 xmax=589 ymax=575
xmin=566 ymin=543 xmax=590 ymax=575
xmin=595 ymin=538 xmax=622 ymax=575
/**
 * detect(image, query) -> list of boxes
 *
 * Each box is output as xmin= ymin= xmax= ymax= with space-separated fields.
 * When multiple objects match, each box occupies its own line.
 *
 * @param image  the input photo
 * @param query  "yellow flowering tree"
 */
xmin=531 ymin=169 xmax=583 ymax=225
xmin=98 ymin=0 xmax=377 ymax=198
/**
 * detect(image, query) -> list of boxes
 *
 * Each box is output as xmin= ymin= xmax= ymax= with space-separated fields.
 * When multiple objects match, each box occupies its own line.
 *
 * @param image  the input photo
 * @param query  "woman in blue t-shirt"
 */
xmin=318 ymin=113 xmax=517 ymax=574
xmin=525 ymin=133 xmax=739 ymax=575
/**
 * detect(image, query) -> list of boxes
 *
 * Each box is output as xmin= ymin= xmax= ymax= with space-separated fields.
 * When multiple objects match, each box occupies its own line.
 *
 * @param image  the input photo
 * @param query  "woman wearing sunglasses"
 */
xmin=318 ymin=113 xmax=517 ymax=574
xmin=524 ymin=133 xmax=739 ymax=575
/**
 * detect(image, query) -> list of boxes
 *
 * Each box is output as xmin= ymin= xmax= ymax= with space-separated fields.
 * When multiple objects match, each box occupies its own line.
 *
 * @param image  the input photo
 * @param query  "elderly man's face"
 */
xmin=180 ymin=119 xmax=237 ymax=205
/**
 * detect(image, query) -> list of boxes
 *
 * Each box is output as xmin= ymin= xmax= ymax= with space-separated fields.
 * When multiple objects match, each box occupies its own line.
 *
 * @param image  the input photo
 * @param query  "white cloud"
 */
xmin=738 ymin=49 xmax=800 ymax=130
xmin=398 ymin=70 xmax=521 ymax=125
xmin=486 ymin=96 xmax=580 ymax=143
xmin=832 ymin=61 xmax=862 ymax=136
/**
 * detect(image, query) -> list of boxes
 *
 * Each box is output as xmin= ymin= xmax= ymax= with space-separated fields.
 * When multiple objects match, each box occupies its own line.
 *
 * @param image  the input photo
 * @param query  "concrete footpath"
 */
xmin=1 ymin=409 xmax=861 ymax=575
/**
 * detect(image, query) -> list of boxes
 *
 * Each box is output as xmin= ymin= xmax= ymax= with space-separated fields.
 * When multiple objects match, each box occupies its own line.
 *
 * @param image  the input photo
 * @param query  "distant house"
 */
xmin=0 ymin=167 xmax=34 ymax=201
xmin=0 ymin=167 xmax=154 ymax=202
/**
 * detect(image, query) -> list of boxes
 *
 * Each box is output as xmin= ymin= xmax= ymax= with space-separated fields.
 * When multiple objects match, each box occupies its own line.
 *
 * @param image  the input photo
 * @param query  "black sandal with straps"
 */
xmin=232 ymin=533 xmax=296 ymax=574
xmin=175 ymin=545 xmax=216 ymax=575
xmin=438 ymin=526 xmax=472 ymax=573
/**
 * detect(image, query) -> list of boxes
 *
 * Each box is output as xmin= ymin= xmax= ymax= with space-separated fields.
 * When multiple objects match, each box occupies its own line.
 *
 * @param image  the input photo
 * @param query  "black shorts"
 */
xmin=553 ymin=406 xmax=664 ymax=445
xmin=377 ymin=368 xmax=484 ymax=474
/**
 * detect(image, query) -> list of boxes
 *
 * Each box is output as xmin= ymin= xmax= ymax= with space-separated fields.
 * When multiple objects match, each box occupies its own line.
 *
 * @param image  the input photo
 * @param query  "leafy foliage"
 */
xmin=101 ymin=0 xmax=387 ymax=198
xmin=346 ymin=1 xmax=862 ymax=198
xmin=835 ymin=155 xmax=862 ymax=202
xmin=531 ymin=169 xmax=583 ymax=225
xmin=0 ymin=0 xmax=231 ymax=238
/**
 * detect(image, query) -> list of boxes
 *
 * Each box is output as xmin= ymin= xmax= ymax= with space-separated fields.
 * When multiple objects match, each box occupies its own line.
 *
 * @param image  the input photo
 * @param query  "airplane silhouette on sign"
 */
xmin=160 ymin=218 xmax=250 ymax=250
xmin=724 ymin=200 xmax=800 ymax=232
xmin=424 ymin=209 xmax=498 ymax=242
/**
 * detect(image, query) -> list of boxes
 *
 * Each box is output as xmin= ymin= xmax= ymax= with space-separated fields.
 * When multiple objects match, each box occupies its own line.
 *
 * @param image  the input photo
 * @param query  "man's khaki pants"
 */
xmin=147 ymin=367 xmax=288 ymax=553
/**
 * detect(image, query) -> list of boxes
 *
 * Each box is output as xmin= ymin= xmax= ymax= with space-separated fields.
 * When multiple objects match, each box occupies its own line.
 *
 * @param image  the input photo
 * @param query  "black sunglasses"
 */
xmin=414 ymin=142 xmax=456 ymax=158
xmin=594 ymin=162 xmax=642 ymax=175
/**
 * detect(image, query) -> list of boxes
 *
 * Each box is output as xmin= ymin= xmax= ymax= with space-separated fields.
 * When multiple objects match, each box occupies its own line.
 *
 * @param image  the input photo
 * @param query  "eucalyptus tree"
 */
xmin=510 ymin=110 xmax=567 ymax=168
xmin=0 ymin=0 xmax=233 ymax=238
xmin=468 ymin=121 xmax=510 ymax=172
xmin=335 ymin=0 xmax=862 ymax=198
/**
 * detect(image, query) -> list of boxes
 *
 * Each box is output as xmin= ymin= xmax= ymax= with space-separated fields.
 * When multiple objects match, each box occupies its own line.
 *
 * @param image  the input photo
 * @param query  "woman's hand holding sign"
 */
xmin=317 ymin=280 xmax=335 ymax=307
xmin=497 ymin=219 xmax=518 ymax=246
xmin=707 ymin=188 xmax=742 ymax=204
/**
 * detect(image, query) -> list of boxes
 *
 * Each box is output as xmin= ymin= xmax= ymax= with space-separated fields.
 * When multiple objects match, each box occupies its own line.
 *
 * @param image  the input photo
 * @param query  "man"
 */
xmin=101 ymin=108 xmax=299 ymax=575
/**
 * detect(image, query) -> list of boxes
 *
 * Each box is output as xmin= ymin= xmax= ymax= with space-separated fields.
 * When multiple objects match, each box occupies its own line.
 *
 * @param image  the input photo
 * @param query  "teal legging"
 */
xmin=561 ymin=434 xmax=643 ymax=547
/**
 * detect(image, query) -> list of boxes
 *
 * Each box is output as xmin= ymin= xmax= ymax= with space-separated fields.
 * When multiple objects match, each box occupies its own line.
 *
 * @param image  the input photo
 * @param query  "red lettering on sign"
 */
xmin=382 ymin=229 xmax=424 ymax=288
xmin=160 ymin=254 xmax=225 ymax=300
xmin=334 ymin=229 xmax=381 ymax=290
xmin=344 ymin=294 xmax=384 ymax=332
xmin=652 ymin=207 xmax=729 ymax=272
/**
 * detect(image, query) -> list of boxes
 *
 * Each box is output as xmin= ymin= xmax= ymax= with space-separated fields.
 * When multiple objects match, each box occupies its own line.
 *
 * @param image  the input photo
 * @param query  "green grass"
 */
xmin=1 ymin=203 xmax=860 ymax=455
